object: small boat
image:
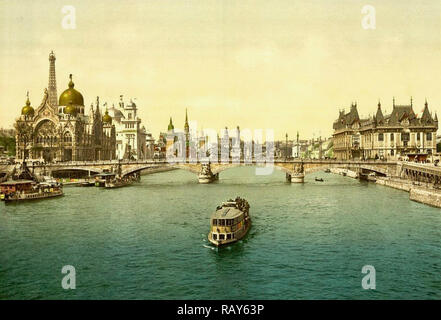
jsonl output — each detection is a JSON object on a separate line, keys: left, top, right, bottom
{"left": 105, "top": 178, "right": 133, "bottom": 188}
{"left": 79, "top": 181, "right": 95, "bottom": 187}
{"left": 1, "top": 180, "right": 63, "bottom": 203}
{"left": 208, "top": 197, "right": 251, "bottom": 247}
{"left": 324, "top": 169, "right": 331, "bottom": 173}
{"left": 315, "top": 177, "right": 324, "bottom": 182}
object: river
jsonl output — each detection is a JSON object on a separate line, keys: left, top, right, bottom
{"left": 0, "top": 167, "right": 440, "bottom": 299}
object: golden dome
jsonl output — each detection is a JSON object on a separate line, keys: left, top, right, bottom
{"left": 21, "top": 92, "right": 34, "bottom": 116}
{"left": 102, "top": 110, "right": 112, "bottom": 124}
{"left": 59, "top": 74, "right": 84, "bottom": 106}
{"left": 64, "top": 101, "right": 77, "bottom": 116}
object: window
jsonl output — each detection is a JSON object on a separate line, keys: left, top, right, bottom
{"left": 219, "top": 234, "right": 225, "bottom": 240}
{"left": 390, "top": 133, "right": 394, "bottom": 141}
{"left": 417, "top": 133, "right": 421, "bottom": 141}
{"left": 212, "top": 219, "right": 217, "bottom": 226}
{"left": 427, "top": 133, "right": 432, "bottom": 141}
{"left": 391, "top": 149, "right": 394, "bottom": 156}
{"left": 378, "top": 133, "right": 384, "bottom": 141}
{"left": 213, "top": 234, "right": 217, "bottom": 240}
{"left": 401, "top": 132, "right": 410, "bottom": 141}
{"left": 227, "top": 234, "right": 232, "bottom": 240}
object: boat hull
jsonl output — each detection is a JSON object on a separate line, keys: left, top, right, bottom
{"left": 2, "top": 191, "right": 64, "bottom": 203}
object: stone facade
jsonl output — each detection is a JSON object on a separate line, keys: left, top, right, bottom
{"left": 15, "top": 52, "right": 116, "bottom": 163}
{"left": 333, "top": 99, "right": 438, "bottom": 160}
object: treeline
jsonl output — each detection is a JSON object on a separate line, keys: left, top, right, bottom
{"left": 0, "top": 129, "right": 16, "bottom": 156}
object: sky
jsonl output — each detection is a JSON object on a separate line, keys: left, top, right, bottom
{"left": 1, "top": 0, "right": 441, "bottom": 140}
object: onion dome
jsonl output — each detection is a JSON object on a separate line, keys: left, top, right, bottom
{"left": 64, "top": 101, "right": 77, "bottom": 116}
{"left": 59, "top": 74, "right": 84, "bottom": 106}
{"left": 21, "top": 92, "right": 34, "bottom": 116}
{"left": 103, "top": 109, "right": 112, "bottom": 124}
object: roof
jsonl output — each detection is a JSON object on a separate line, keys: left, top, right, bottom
{"left": 0, "top": 180, "right": 35, "bottom": 185}
{"left": 211, "top": 206, "right": 243, "bottom": 219}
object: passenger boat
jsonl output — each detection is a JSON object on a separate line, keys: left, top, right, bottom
{"left": 208, "top": 197, "right": 251, "bottom": 247}
{"left": 0, "top": 180, "right": 63, "bottom": 203}
{"left": 315, "top": 177, "right": 324, "bottom": 182}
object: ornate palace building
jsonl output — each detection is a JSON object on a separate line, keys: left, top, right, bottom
{"left": 333, "top": 99, "right": 438, "bottom": 160}
{"left": 15, "top": 51, "right": 116, "bottom": 162}
{"left": 107, "top": 96, "right": 153, "bottom": 160}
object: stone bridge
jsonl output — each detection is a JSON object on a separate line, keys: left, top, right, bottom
{"left": 0, "top": 159, "right": 399, "bottom": 184}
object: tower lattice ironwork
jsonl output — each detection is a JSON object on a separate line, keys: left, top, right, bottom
{"left": 48, "top": 51, "right": 58, "bottom": 107}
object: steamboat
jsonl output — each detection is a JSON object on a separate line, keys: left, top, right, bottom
{"left": 0, "top": 162, "right": 63, "bottom": 203}
{"left": 208, "top": 197, "right": 251, "bottom": 247}
{"left": 0, "top": 180, "right": 63, "bottom": 203}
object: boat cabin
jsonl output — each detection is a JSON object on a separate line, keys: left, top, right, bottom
{"left": 210, "top": 206, "right": 246, "bottom": 242}
{"left": 0, "top": 180, "right": 36, "bottom": 195}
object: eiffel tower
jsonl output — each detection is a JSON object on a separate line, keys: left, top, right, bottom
{"left": 48, "top": 51, "right": 58, "bottom": 107}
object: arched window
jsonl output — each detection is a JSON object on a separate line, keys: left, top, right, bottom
{"left": 64, "top": 132, "right": 72, "bottom": 143}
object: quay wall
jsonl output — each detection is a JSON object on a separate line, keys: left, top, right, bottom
{"left": 375, "top": 177, "right": 441, "bottom": 208}
{"left": 375, "top": 177, "right": 412, "bottom": 192}
{"left": 409, "top": 188, "right": 441, "bottom": 208}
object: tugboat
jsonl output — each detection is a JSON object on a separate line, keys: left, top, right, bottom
{"left": 208, "top": 197, "right": 251, "bottom": 247}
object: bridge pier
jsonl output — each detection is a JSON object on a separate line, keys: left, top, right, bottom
{"left": 198, "top": 163, "right": 217, "bottom": 184}
{"left": 287, "top": 162, "right": 305, "bottom": 183}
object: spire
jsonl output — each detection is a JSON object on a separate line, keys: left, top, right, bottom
{"left": 184, "top": 108, "right": 189, "bottom": 132}
{"left": 48, "top": 50, "right": 58, "bottom": 107}
{"left": 393, "top": 97, "right": 395, "bottom": 107}
{"left": 376, "top": 100, "right": 384, "bottom": 124}
{"left": 410, "top": 96, "right": 413, "bottom": 107}
{"left": 168, "top": 117, "right": 174, "bottom": 131}
{"left": 95, "top": 96, "right": 100, "bottom": 115}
